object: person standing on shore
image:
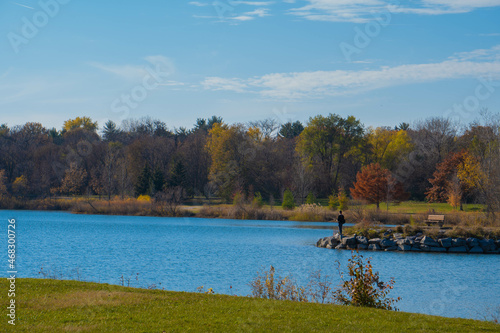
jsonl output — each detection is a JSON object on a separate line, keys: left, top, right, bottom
{"left": 337, "top": 211, "right": 345, "bottom": 238}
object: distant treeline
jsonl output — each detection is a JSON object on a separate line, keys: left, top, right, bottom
{"left": 0, "top": 112, "right": 499, "bottom": 212}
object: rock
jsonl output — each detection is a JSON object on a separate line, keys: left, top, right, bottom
{"left": 383, "top": 229, "right": 393, "bottom": 237}
{"left": 421, "top": 236, "right": 440, "bottom": 247}
{"left": 397, "top": 237, "right": 415, "bottom": 246}
{"left": 415, "top": 236, "right": 423, "bottom": 243}
{"left": 398, "top": 244, "right": 412, "bottom": 251}
{"left": 448, "top": 246, "right": 467, "bottom": 253}
{"left": 452, "top": 238, "right": 467, "bottom": 248}
{"left": 356, "top": 236, "right": 368, "bottom": 245}
{"left": 335, "top": 244, "right": 346, "bottom": 250}
{"left": 326, "top": 244, "right": 333, "bottom": 249}
{"left": 357, "top": 244, "right": 368, "bottom": 250}
{"left": 341, "top": 236, "right": 357, "bottom": 246}
{"left": 469, "top": 246, "right": 484, "bottom": 254}
{"left": 485, "top": 250, "right": 499, "bottom": 254}
{"left": 368, "top": 238, "right": 381, "bottom": 245}
{"left": 380, "top": 238, "right": 397, "bottom": 248}
{"left": 415, "top": 232, "right": 423, "bottom": 237}
{"left": 429, "top": 246, "right": 446, "bottom": 253}
{"left": 479, "top": 239, "right": 496, "bottom": 252}
{"left": 316, "top": 238, "right": 324, "bottom": 247}
{"left": 438, "top": 237, "right": 452, "bottom": 248}
{"left": 368, "top": 244, "right": 381, "bottom": 251}
{"left": 411, "top": 246, "right": 422, "bottom": 251}
{"left": 394, "top": 233, "right": 404, "bottom": 239}
{"left": 466, "top": 238, "right": 479, "bottom": 248}
{"left": 420, "top": 244, "right": 431, "bottom": 252}
{"left": 495, "top": 240, "right": 500, "bottom": 250}
{"left": 384, "top": 246, "right": 398, "bottom": 251}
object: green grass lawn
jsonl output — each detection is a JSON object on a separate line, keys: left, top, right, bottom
{"left": 2, "top": 279, "right": 497, "bottom": 332}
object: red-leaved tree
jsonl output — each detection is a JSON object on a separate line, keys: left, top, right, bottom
{"left": 350, "top": 163, "right": 408, "bottom": 209}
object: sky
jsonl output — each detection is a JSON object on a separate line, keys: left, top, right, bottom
{"left": 1, "top": 0, "right": 500, "bottom": 131}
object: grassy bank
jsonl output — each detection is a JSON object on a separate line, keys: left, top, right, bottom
{"left": 1, "top": 279, "right": 498, "bottom": 332}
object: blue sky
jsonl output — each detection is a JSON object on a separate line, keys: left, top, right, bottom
{"left": 1, "top": 0, "right": 500, "bottom": 131}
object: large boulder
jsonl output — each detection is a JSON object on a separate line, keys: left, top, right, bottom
{"left": 469, "top": 246, "right": 484, "bottom": 254}
{"left": 438, "top": 237, "right": 452, "bottom": 248}
{"left": 368, "top": 243, "right": 381, "bottom": 251}
{"left": 380, "top": 238, "right": 396, "bottom": 248}
{"left": 452, "top": 238, "right": 467, "bottom": 248}
{"left": 448, "top": 246, "right": 467, "bottom": 253}
{"left": 384, "top": 246, "right": 398, "bottom": 251}
{"left": 429, "top": 246, "right": 446, "bottom": 253}
{"left": 356, "top": 236, "right": 368, "bottom": 245}
{"left": 421, "top": 236, "right": 440, "bottom": 247}
{"left": 368, "top": 238, "right": 381, "bottom": 245}
{"left": 341, "top": 236, "right": 357, "bottom": 246}
{"left": 479, "top": 239, "right": 496, "bottom": 252}
{"left": 411, "top": 246, "right": 422, "bottom": 251}
{"left": 398, "top": 244, "right": 412, "bottom": 251}
{"left": 357, "top": 244, "right": 368, "bottom": 250}
{"left": 335, "top": 243, "right": 346, "bottom": 250}
{"left": 466, "top": 238, "right": 479, "bottom": 248}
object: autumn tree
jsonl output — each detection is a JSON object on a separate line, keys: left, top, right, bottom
{"left": 0, "top": 169, "right": 7, "bottom": 198}
{"left": 351, "top": 163, "right": 408, "bottom": 209}
{"left": 425, "top": 151, "right": 474, "bottom": 208}
{"left": 366, "top": 127, "right": 413, "bottom": 171}
{"left": 63, "top": 117, "right": 98, "bottom": 132}
{"left": 60, "top": 164, "right": 88, "bottom": 195}
{"left": 134, "top": 164, "right": 152, "bottom": 197}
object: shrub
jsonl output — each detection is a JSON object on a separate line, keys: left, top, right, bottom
{"left": 290, "top": 204, "right": 324, "bottom": 222}
{"left": 282, "top": 189, "right": 295, "bottom": 210}
{"left": 328, "top": 192, "right": 339, "bottom": 210}
{"left": 333, "top": 252, "right": 400, "bottom": 310}
{"left": 252, "top": 192, "right": 264, "bottom": 208}
{"left": 338, "top": 187, "right": 349, "bottom": 211}
{"left": 305, "top": 192, "right": 316, "bottom": 204}
{"left": 137, "top": 195, "right": 151, "bottom": 202}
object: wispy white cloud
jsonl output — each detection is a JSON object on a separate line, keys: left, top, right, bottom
{"left": 188, "top": 1, "right": 209, "bottom": 7}
{"left": 289, "top": 0, "right": 500, "bottom": 22}
{"left": 202, "top": 45, "right": 500, "bottom": 99}
{"left": 89, "top": 55, "right": 175, "bottom": 81}
{"left": 232, "top": 8, "right": 271, "bottom": 20}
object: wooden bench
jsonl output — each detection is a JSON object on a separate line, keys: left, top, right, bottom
{"left": 424, "top": 215, "right": 445, "bottom": 227}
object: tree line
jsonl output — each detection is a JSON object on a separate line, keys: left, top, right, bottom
{"left": 0, "top": 112, "right": 498, "bottom": 213}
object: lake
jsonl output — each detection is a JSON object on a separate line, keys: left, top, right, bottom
{"left": 1, "top": 210, "right": 498, "bottom": 320}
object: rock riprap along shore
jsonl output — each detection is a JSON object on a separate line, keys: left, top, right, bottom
{"left": 317, "top": 232, "right": 500, "bottom": 254}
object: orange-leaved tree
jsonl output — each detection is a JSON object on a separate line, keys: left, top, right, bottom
{"left": 350, "top": 163, "right": 408, "bottom": 209}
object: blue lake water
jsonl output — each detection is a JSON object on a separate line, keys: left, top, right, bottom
{"left": 1, "top": 210, "right": 498, "bottom": 320}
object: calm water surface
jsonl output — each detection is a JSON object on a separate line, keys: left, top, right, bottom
{"left": 1, "top": 210, "right": 498, "bottom": 320}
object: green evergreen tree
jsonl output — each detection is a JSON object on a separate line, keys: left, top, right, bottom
{"left": 134, "top": 164, "right": 152, "bottom": 196}
{"left": 152, "top": 168, "right": 165, "bottom": 194}
{"left": 305, "top": 192, "right": 316, "bottom": 204}
{"left": 169, "top": 160, "right": 187, "bottom": 188}
{"left": 282, "top": 189, "right": 295, "bottom": 210}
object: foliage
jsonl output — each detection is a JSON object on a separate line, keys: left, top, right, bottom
{"left": 426, "top": 151, "right": 469, "bottom": 203}
{"left": 135, "top": 164, "right": 152, "bottom": 197}
{"left": 278, "top": 121, "right": 304, "bottom": 139}
{"left": 328, "top": 191, "right": 339, "bottom": 210}
{"left": 252, "top": 192, "right": 264, "bottom": 208}
{"left": 290, "top": 203, "right": 324, "bottom": 222}
{"left": 152, "top": 167, "right": 165, "bottom": 193}
{"left": 60, "top": 165, "right": 88, "bottom": 195}
{"left": 0, "top": 169, "right": 7, "bottom": 197}
{"left": 282, "top": 189, "right": 295, "bottom": 210}
{"left": 351, "top": 163, "right": 408, "bottom": 209}
{"left": 12, "top": 175, "right": 28, "bottom": 197}
{"left": 366, "top": 127, "right": 413, "bottom": 170}
{"left": 305, "top": 192, "right": 316, "bottom": 204}
{"left": 63, "top": 116, "right": 98, "bottom": 132}
{"left": 338, "top": 187, "right": 349, "bottom": 211}
{"left": 137, "top": 195, "right": 151, "bottom": 202}
{"left": 334, "top": 252, "right": 400, "bottom": 310}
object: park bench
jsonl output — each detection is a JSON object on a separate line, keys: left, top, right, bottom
{"left": 424, "top": 215, "right": 445, "bottom": 227}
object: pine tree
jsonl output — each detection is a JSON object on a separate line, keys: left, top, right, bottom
{"left": 152, "top": 168, "right": 165, "bottom": 194}
{"left": 169, "top": 160, "right": 187, "bottom": 188}
{"left": 134, "top": 164, "right": 152, "bottom": 197}
{"left": 282, "top": 189, "right": 295, "bottom": 210}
